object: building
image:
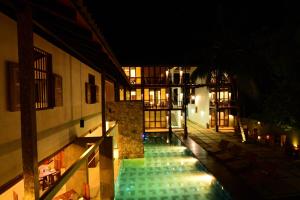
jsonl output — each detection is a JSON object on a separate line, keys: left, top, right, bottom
{"left": 188, "top": 70, "right": 238, "bottom": 132}
{"left": 120, "top": 66, "right": 238, "bottom": 134}
{"left": 0, "top": 1, "right": 239, "bottom": 199}
{"left": 0, "top": 1, "right": 133, "bottom": 199}
{"left": 120, "top": 66, "right": 190, "bottom": 135}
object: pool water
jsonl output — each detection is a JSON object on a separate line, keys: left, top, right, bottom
{"left": 115, "top": 144, "right": 231, "bottom": 200}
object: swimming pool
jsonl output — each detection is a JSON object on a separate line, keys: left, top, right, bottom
{"left": 115, "top": 144, "right": 231, "bottom": 200}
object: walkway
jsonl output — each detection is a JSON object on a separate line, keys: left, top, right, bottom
{"left": 174, "top": 120, "right": 300, "bottom": 200}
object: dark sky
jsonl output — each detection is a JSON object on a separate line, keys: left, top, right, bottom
{"left": 85, "top": 1, "right": 293, "bottom": 65}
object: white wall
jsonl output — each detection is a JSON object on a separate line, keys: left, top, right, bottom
{"left": 188, "top": 78, "right": 210, "bottom": 128}
{"left": 0, "top": 12, "right": 102, "bottom": 188}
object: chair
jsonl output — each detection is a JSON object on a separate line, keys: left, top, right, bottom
{"left": 39, "top": 177, "right": 49, "bottom": 191}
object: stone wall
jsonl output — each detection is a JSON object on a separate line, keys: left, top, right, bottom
{"left": 106, "top": 101, "right": 144, "bottom": 158}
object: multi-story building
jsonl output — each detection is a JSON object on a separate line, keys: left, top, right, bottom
{"left": 120, "top": 66, "right": 191, "bottom": 135}
{"left": 0, "top": 1, "right": 239, "bottom": 199}
{"left": 121, "top": 66, "right": 238, "bottom": 134}
{"left": 0, "top": 1, "right": 132, "bottom": 199}
{"left": 188, "top": 70, "right": 238, "bottom": 131}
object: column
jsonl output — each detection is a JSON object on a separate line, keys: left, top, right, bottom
{"left": 168, "top": 67, "right": 172, "bottom": 141}
{"left": 99, "top": 137, "right": 114, "bottom": 199}
{"left": 101, "top": 71, "right": 106, "bottom": 136}
{"left": 114, "top": 81, "right": 119, "bottom": 102}
{"left": 15, "top": 0, "right": 39, "bottom": 199}
{"left": 141, "top": 66, "right": 145, "bottom": 133}
{"left": 184, "top": 66, "right": 188, "bottom": 139}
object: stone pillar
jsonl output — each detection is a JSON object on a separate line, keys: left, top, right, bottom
{"left": 15, "top": 1, "right": 39, "bottom": 199}
{"left": 99, "top": 137, "right": 114, "bottom": 200}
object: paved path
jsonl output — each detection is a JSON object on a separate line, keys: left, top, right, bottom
{"left": 174, "top": 120, "right": 300, "bottom": 200}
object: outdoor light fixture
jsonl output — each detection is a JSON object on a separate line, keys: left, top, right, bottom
{"left": 257, "top": 135, "right": 261, "bottom": 140}
{"left": 200, "top": 111, "right": 204, "bottom": 117}
{"left": 180, "top": 70, "right": 183, "bottom": 77}
{"left": 257, "top": 121, "right": 261, "bottom": 125}
{"left": 106, "top": 121, "right": 109, "bottom": 131}
{"left": 80, "top": 119, "right": 84, "bottom": 128}
{"left": 292, "top": 139, "right": 298, "bottom": 149}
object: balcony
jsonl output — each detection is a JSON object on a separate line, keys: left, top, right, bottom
{"left": 144, "top": 100, "right": 168, "bottom": 109}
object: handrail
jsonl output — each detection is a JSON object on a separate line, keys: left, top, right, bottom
{"left": 106, "top": 121, "right": 118, "bottom": 136}
{"left": 40, "top": 137, "right": 104, "bottom": 200}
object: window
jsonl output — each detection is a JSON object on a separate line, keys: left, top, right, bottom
{"left": 144, "top": 110, "right": 167, "bottom": 129}
{"left": 34, "top": 47, "right": 54, "bottom": 110}
{"left": 7, "top": 47, "right": 55, "bottom": 111}
{"left": 85, "top": 74, "right": 99, "bottom": 104}
{"left": 122, "top": 66, "right": 141, "bottom": 85}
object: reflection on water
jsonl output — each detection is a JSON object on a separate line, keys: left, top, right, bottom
{"left": 115, "top": 144, "right": 231, "bottom": 200}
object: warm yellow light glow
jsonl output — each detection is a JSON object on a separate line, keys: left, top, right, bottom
{"left": 195, "top": 95, "right": 201, "bottom": 104}
{"left": 200, "top": 111, "right": 204, "bottom": 117}
{"left": 258, "top": 135, "right": 261, "bottom": 140}
{"left": 209, "top": 115, "right": 211, "bottom": 119}
{"left": 257, "top": 121, "right": 261, "bottom": 125}
{"left": 113, "top": 149, "right": 119, "bottom": 159}
{"left": 166, "top": 70, "right": 169, "bottom": 78}
{"left": 266, "top": 135, "right": 270, "bottom": 140}
{"left": 196, "top": 174, "right": 215, "bottom": 185}
{"left": 191, "top": 95, "right": 195, "bottom": 100}
{"left": 180, "top": 70, "right": 183, "bottom": 77}
{"left": 293, "top": 140, "right": 298, "bottom": 148}
{"left": 106, "top": 121, "right": 109, "bottom": 131}
{"left": 130, "top": 68, "right": 136, "bottom": 77}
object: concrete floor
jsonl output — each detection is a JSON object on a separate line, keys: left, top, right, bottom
{"left": 173, "top": 120, "right": 300, "bottom": 200}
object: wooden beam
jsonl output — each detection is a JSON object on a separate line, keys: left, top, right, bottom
{"left": 35, "top": 12, "right": 92, "bottom": 41}
{"left": 15, "top": 0, "right": 39, "bottom": 199}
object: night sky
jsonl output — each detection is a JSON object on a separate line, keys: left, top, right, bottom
{"left": 85, "top": 1, "right": 294, "bottom": 65}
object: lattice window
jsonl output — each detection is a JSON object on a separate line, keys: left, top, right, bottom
{"left": 33, "top": 47, "right": 53, "bottom": 110}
